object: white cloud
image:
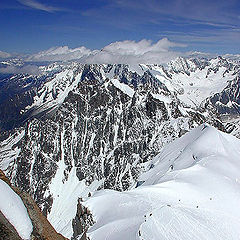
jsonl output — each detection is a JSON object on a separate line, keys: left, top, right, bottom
{"left": 0, "top": 51, "right": 11, "bottom": 59}
{"left": 85, "top": 38, "right": 185, "bottom": 64}
{"left": 185, "top": 51, "right": 217, "bottom": 59}
{"left": 102, "top": 38, "right": 183, "bottom": 55}
{"left": 28, "top": 46, "right": 92, "bottom": 61}
{"left": 27, "top": 38, "right": 186, "bottom": 65}
{"left": 17, "top": 0, "right": 60, "bottom": 12}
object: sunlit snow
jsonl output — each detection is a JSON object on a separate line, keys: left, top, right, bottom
{"left": 85, "top": 124, "right": 240, "bottom": 240}
{"left": 0, "top": 180, "right": 33, "bottom": 239}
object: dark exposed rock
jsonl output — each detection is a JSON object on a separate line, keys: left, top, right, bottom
{"left": 0, "top": 211, "right": 22, "bottom": 240}
{"left": 207, "top": 76, "right": 240, "bottom": 115}
{"left": 72, "top": 199, "right": 94, "bottom": 240}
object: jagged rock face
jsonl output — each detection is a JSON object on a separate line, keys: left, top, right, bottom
{"left": 0, "top": 57, "right": 239, "bottom": 132}
{"left": 221, "top": 116, "right": 240, "bottom": 139}
{"left": 72, "top": 199, "right": 93, "bottom": 240}
{"left": 11, "top": 119, "right": 60, "bottom": 214}
{"left": 2, "top": 64, "right": 219, "bottom": 211}
{"left": 207, "top": 76, "right": 240, "bottom": 115}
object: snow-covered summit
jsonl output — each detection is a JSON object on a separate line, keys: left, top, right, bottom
{"left": 85, "top": 124, "right": 240, "bottom": 240}
{"left": 139, "top": 123, "right": 240, "bottom": 185}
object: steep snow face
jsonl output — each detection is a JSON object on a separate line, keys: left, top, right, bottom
{"left": 0, "top": 129, "right": 25, "bottom": 172}
{"left": 25, "top": 67, "right": 83, "bottom": 115}
{"left": 0, "top": 180, "right": 33, "bottom": 239}
{"left": 85, "top": 125, "right": 240, "bottom": 240}
{"left": 45, "top": 152, "right": 103, "bottom": 238}
{"left": 110, "top": 78, "right": 135, "bottom": 97}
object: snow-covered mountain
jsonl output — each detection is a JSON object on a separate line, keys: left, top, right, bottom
{"left": 1, "top": 56, "right": 239, "bottom": 132}
{"left": 0, "top": 55, "right": 240, "bottom": 239}
{"left": 84, "top": 124, "right": 240, "bottom": 240}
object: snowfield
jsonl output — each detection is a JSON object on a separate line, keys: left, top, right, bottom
{"left": 85, "top": 124, "right": 240, "bottom": 240}
{"left": 0, "top": 180, "right": 33, "bottom": 239}
{"left": 146, "top": 58, "right": 237, "bottom": 108}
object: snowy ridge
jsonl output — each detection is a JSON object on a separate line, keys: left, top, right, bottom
{"left": 85, "top": 125, "right": 240, "bottom": 240}
{"left": 25, "top": 67, "right": 83, "bottom": 115}
{"left": 0, "top": 180, "right": 33, "bottom": 239}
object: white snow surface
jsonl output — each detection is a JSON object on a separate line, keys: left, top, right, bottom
{"left": 46, "top": 154, "right": 103, "bottom": 238}
{"left": 85, "top": 124, "right": 240, "bottom": 240}
{"left": 0, "top": 180, "right": 33, "bottom": 239}
{"left": 25, "top": 68, "right": 83, "bottom": 114}
{"left": 145, "top": 59, "right": 236, "bottom": 107}
{"left": 111, "top": 78, "right": 134, "bottom": 97}
{"left": 0, "top": 129, "right": 25, "bottom": 171}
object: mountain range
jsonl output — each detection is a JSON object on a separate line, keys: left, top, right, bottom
{"left": 0, "top": 54, "right": 240, "bottom": 239}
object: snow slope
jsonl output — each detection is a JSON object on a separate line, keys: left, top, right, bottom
{"left": 111, "top": 78, "right": 135, "bottom": 97}
{"left": 45, "top": 153, "right": 103, "bottom": 238}
{"left": 85, "top": 124, "right": 240, "bottom": 240}
{"left": 0, "top": 129, "right": 25, "bottom": 172}
{"left": 145, "top": 58, "right": 237, "bottom": 107}
{"left": 0, "top": 179, "right": 33, "bottom": 239}
{"left": 25, "top": 68, "right": 83, "bottom": 115}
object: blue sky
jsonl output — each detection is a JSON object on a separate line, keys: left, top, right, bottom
{"left": 0, "top": 0, "right": 239, "bottom": 54}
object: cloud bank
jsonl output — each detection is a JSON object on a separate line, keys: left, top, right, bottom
{"left": 28, "top": 38, "right": 186, "bottom": 64}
